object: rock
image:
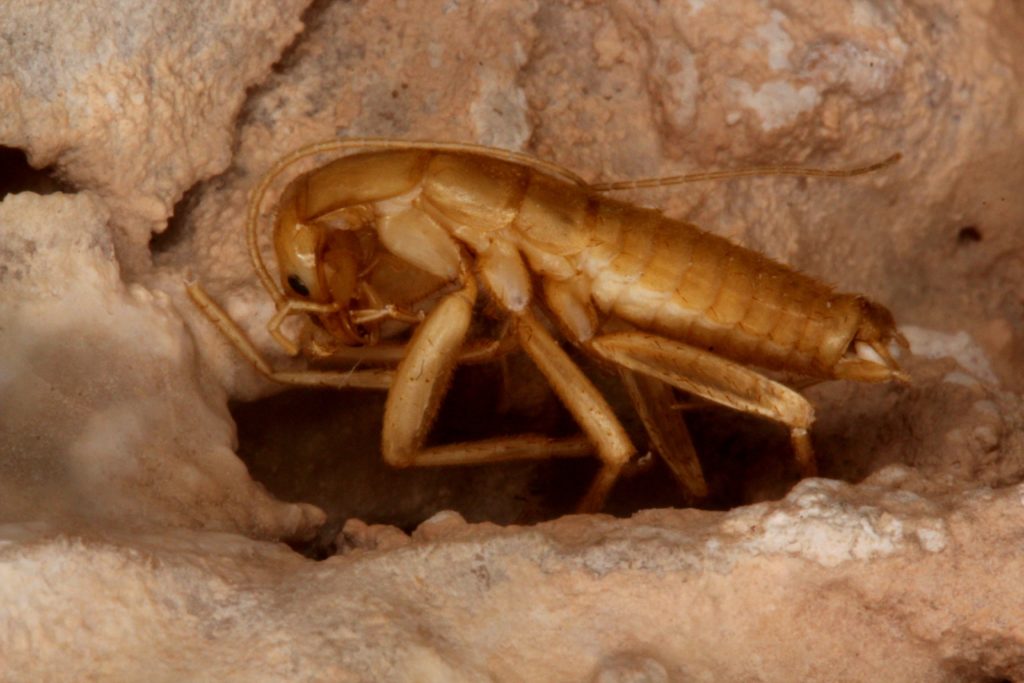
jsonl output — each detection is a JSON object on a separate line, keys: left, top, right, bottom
{"left": 0, "top": 0, "right": 311, "bottom": 274}
{"left": 2, "top": 480, "right": 1022, "bottom": 680}
{"left": 0, "top": 192, "right": 323, "bottom": 540}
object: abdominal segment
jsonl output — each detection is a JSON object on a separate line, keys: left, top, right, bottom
{"left": 575, "top": 201, "right": 861, "bottom": 377}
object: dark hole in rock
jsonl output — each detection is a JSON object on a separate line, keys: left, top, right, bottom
{"left": 957, "top": 225, "right": 983, "bottom": 244}
{"left": 0, "top": 146, "right": 72, "bottom": 198}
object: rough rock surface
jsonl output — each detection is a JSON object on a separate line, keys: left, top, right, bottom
{"left": 3, "top": 474, "right": 1023, "bottom": 681}
{"left": 1, "top": 0, "right": 1023, "bottom": 681}
{"left": 0, "top": 192, "right": 323, "bottom": 539}
{"left": 0, "top": 0, "right": 310, "bottom": 274}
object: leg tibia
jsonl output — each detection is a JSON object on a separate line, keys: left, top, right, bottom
{"left": 517, "top": 310, "right": 636, "bottom": 512}
{"left": 619, "top": 368, "right": 708, "bottom": 500}
{"left": 408, "top": 435, "right": 592, "bottom": 467}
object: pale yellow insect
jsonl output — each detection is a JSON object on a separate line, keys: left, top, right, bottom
{"left": 187, "top": 138, "right": 908, "bottom": 512}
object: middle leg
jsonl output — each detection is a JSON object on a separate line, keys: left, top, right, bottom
{"left": 516, "top": 310, "right": 636, "bottom": 512}
{"left": 380, "top": 273, "right": 597, "bottom": 472}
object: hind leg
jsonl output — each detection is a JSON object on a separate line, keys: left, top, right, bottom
{"left": 590, "top": 331, "right": 817, "bottom": 476}
{"left": 516, "top": 310, "right": 636, "bottom": 512}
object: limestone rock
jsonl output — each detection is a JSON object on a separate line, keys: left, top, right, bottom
{"left": 2, "top": 477, "right": 1022, "bottom": 681}
{"left": 0, "top": 192, "right": 323, "bottom": 539}
{"left": 0, "top": 0, "right": 311, "bottom": 273}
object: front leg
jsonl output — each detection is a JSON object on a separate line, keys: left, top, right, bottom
{"left": 187, "top": 282, "right": 392, "bottom": 390}
{"left": 381, "top": 271, "right": 478, "bottom": 464}
{"left": 380, "top": 272, "right": 593, "bottom": 468}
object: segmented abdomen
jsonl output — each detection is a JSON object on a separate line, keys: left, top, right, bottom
{"left": 380, "top": 149, "right": 861, "bottom": 377}
{"left": 575, "top": 198, "right": 861, "bottom": 376}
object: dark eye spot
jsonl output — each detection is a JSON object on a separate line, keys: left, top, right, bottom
{"left": 287, "top": 274, "right": 310, "bottom": 297}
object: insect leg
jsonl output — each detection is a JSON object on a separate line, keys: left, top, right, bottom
{"left": 618, "top": 368, "right": 709, "bottom": 501}
{"left": 516, "top": 309, "right": 636, "bottom": 512}
{"left": 306, "top": 333, "right": 518, "bottom": 367}
{"left": 540, "top": 278, "right": 701, "bottom": 506}
{"left": 266, "top": 298, "right": 343, "bottom": 356}
{"left": 589, "top": 332, "right": 817, "bottom": 476}
{"left": 405, "top": 435, "right": 593, "bottom": 466}
{"left": 186, "top": 282, "right": 393, "bottom": 390}
{"left": 381, "top": 274, "right": 593, "bottom": 469}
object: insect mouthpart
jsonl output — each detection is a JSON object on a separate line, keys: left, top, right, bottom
{"left": 854, "top": 341, "right": 886, "bottom": 365}
{"left": 316, "top": 303, "right": 373, "bottom": 347}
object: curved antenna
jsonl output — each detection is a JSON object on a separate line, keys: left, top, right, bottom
{"left": 246, "top": 138, "right": 591, "bottom": 304}
{"left": 589, "top": 153, "right": 902, "bottom": 192}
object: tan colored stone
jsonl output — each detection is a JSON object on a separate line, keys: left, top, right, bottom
{"left": 0, "top": 0, "right": 310, "bottom": 274}
{"left": 2, "top": 478, "right": 1022, "bottom": 680}
{"left": 0, "top": 192, "right": 323, "bottom": 539}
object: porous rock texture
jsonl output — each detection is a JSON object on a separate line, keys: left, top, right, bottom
{"left": 3, "top": 475, "right": 1024, "bottom": 681}
{"left": 1, "top": 0, "right": 1024, "bottom": 681}
{"left": 0, "top": 0, "right": 310, "bottom": 275}
{"left": 0, "top": 192, "right": 323, "bottom": 539}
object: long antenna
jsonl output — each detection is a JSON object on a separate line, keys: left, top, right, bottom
{"left": 589, "top": 153, "right": 901, "bottom": 192}
{"left": 246, "top": 138, "right": 592, "bottom": 304}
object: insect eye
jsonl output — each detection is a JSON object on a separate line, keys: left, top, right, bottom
{"left": 287, "top": 274, "right": 310, "bottom": 297}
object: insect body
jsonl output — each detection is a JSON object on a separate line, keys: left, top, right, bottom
{"left": 188, "top": 139, "right": 908, "bottom": 512}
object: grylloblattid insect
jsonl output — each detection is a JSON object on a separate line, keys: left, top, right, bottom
{"left": 187, "top": 139, "right": 909, "bottom": 512}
